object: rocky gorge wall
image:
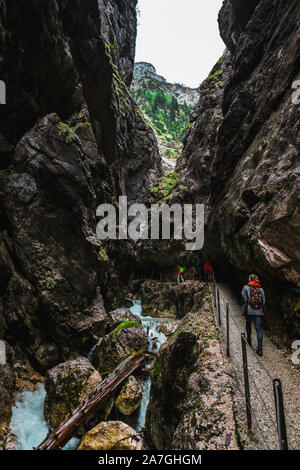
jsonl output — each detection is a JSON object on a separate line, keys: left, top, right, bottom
{"left": 174, "top": 0, "right": 300, "bottom": 341}
{"left": 0, "top": 0, "right": 161, "bottom": 379}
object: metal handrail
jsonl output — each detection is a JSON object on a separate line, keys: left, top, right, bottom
{"left": 209, "top": 273, "right": 289, "bottom": 450}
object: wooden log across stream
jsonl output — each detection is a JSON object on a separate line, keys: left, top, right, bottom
{"left": 35, "top": 354, "right": 146, "bottom": 450}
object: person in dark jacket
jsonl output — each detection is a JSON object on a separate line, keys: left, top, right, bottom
{"left": 241, "top": 274, "right": 265, "bottom": 356}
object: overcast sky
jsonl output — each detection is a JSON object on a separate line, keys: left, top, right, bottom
{"left": 135, "top": 0, "right": 225, "bottom": 88}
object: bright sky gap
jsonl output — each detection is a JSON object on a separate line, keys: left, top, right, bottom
{"left": 135, "top": 0, "right": 225, "bottom": 88}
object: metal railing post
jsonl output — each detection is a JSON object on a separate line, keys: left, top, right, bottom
{"left": 226, "top": 303, "right": 230, "bottom": 357}
{"left": 213, "top": 272, "right": 217, "bottom": 307}
{"left": 241, "top": 333, "right": 252, "bottom": 429}
{"left": 273, "top": 379, "right": 288, "bottom": 450}
{"left": 217, "top": 289, "right": 221, "bottom": 326}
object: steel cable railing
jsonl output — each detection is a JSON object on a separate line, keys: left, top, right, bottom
{"left": 208, "top": 274, "right": 289, "bottom": 450}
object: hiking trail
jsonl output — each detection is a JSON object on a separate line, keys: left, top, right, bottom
{"left": 215, "top": 283, "right": 300, "bottom": 450}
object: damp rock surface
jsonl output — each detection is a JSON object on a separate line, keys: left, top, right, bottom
{"left": 115, "top": 375, "right": 142, "bottom": 416}
{"left": 78, "top": 420, "right": 145, "bottom": 450}
{"left": 44, "top": 357, "right": 102, "bottom": 428}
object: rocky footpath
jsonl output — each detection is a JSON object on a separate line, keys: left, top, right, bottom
{"left": 145, "top": 284, "right": 239, "bottom": 450}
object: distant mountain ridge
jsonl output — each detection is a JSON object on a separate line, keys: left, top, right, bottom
{"left": 131, "top": 62, "right": 200, "bottom": 161}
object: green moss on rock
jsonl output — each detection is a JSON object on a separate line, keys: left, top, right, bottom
{"left": 113, "top": 321, "right": 140, "bottom": 337}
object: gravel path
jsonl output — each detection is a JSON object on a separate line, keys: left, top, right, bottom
{"left": 213, "top": 283, "right": 300, "bottom": 450}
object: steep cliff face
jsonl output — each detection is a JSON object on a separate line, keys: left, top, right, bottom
{"left": 175, "top": 50, "right": 232, "bottom": 203}
{"left": 0, "top": 0, "right": 161, "bottom": 372}
{"left": 178, "top": 0, "right": 300, "bottom": 340}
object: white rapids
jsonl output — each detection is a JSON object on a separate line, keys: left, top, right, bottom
{"left": 10, "top": 385, "right": 79, "bottom": 450}
{"left": 8, "top": 299, "right": 172, "bottom": 448}
{"left": 129, "top": 300, "right": 172, "bottom": 432}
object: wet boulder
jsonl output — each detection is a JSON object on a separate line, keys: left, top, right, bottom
{"left": 91, "top": 324, "right": 149, "bottom": 375}
{"left": 107, "top": 307, "right": 141, "bottom": 332}
{"left": 44, "top": 357, "right": 103, "bottom": 428}
{"left": 115, "top": 375, "right": 142, "bottom": 416}
{"left": 78, "top": 421, "right": 144, "bottom": 450}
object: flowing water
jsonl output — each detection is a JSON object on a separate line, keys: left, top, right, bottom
{"left": 8, "top": 299, "right": 170, "bottom": 448}
{"left": 129, "top": 300, "right": 171, "bottom": 432}
{"left": 9, "top": 385, "right": 79, "bottom": 450}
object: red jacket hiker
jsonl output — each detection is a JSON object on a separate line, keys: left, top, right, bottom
{"left": 204, "top": 260, "right": 213, "bottom": 272}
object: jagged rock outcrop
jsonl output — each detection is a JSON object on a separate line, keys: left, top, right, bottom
{"left": 145, "top": 293, "right": 238, "bottom": 450}
{"left": 78, "top": 420, "right": 145, "bottom": 450}
{"left": 177, "top": 0, "right": 300, "bottom": 340}
{"left": 218, "top": 0, "right": 260, "bottom": 53}
{"left": 0, "top": 0, "right": 161, "bottom": 370}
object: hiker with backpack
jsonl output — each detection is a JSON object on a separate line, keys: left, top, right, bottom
{"left": 177, "top": 266, "right": 184, "bottom": 284}
{"left": 241, "top": 274, "right": 265, "bottom": 357}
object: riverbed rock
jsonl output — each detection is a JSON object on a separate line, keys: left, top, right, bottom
{"left": 13, "top": 360, "right": 44, "bottom": 393}
{"left": 44, "top": 357, "right": 103, "bottom": 428}
{"left": 91, "top": 325, "right": 149, "bottom": 375}
{"left": 107, "top": 307, "right": 142, "bottom": 332}
{"left": 0, "top": 364, "right": 15, "bottom": 441}
{"left": 115, "top": 375, "right": 142, "bottom": 416}
{"left": 77, "top": 420, "right": 144, "bottom": 450}
{"left": 140, "top": 281, "right": 208, "bottom": 319}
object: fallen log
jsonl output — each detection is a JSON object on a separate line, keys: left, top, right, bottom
{"left": 35, "top": 354, "right": 146, "bottom": 450}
